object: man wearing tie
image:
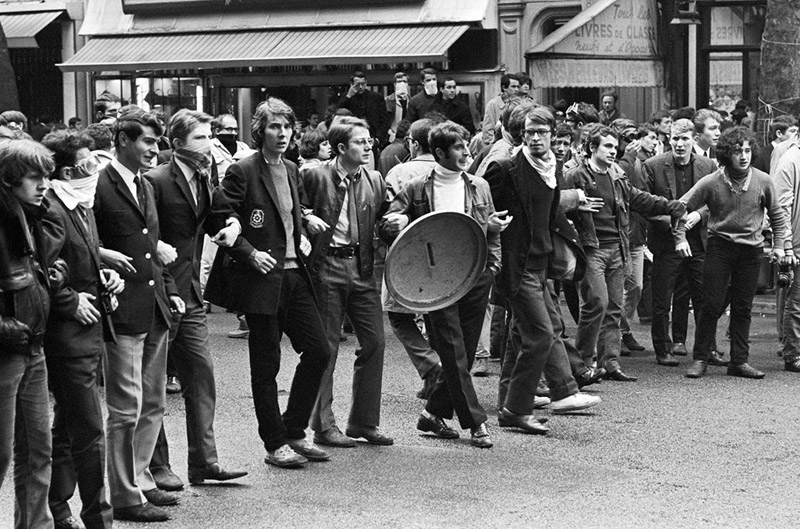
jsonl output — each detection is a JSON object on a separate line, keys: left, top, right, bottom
{"left": 94, "top": 106, "right": 184, "bottom": 522}
{"left": 146, "top": 109, "right": 247, "bottom": 492}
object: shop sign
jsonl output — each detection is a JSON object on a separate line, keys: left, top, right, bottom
{"left": 530, "top": 58, "right": 662, "bottom": 87}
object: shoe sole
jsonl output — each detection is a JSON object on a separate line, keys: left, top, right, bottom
{"left": 550, "top": 399, "right": 601, "bottom": 414}
{"left": 287, "top": 447, "right": 332, "bottom": 462}
{"left": 264, "top": 457, "right": 307, "bottom": 468}
{"left": 345, "top": 434, "right": 394, "bottom": 446}
{"left": 312, "top": 438, "right": 356, "bottom": 448}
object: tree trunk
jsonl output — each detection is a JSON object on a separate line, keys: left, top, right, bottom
{"left": 0, "top": 21, "right": 19, "bottom": 111}
{"left": 761, "top": 0, "right": 800, "bottom": 118}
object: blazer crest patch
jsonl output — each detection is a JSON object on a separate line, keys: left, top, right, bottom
{"left": 250, "top": 209, "right": 265, "bottom": 228}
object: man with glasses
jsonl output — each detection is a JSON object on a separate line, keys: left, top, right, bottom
{"left": 301, "top": 117, "right": 393, "bottom": 448}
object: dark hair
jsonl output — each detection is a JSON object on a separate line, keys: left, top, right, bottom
{"left": 429, "top": 122, "right": 469, "bottom": 162}
{"left": 501, "top": 97, "right": 523, "bottom": 131}
{"left": 443, "top": 77, "right": 457, "bottom": 86}
{"left": 68, "top": 117, "right": 81, "bottom": 128}
{"left": 585, "top": 124, "right": 618, "bottom": 154}
{"left": 0, "top": 138, "right": 55, "bottom": 188}
{"left": 500, "top": 73, "right": 519, "bottom": 90}
{"left": 94, "top": 93, "right": 121, "bottom": 118}
{"left": 393, "top": 71, "right": 408, "bottom": 82}
{"left": 672, "top": 106, "right": 696, "bottom": 121}
{"left": 41, "top": 130, "right": 95, "bottom": 178}
{"left": 298, "top": 129, "right": 329, "bottom": 159}
{"left": 566, "top": 102, "right": 600, "bottom": 126}
{"left": 770, "top": 115, "right": 799, "bottom": 140}
{"left": 650, "top": 109, "right": 672, "bottom": 125}
{"left": 409, "top": 118, "right": 437, "bottom": 153}
{"left": 554, "top": 122, "right": 575, "bottom": 139}
{"left": 716, "top": 126, "right": 758, "bottom": 168}
{"left": 350, "top": 70, "right": 367, "bottom": 83}
{"left": 524, "top": 105, "right": 556, "bottom": 133}
{"left": 509, "top": 101, "right": 541, "bottom": 145}
{"left": 600, "top": 90, "right": 618, "bottom": 102}
{"left": 168, "top": 108, "right": 212, "bottom": 145}
{"left": 636, "top": 122, "right": 658, "bottom": 139}
{"left": 420, "top": 68, "right": 437, "bottom": 83}
{"left": 113, "top": 106, "right": 163, "bottom": 149}
{"left": 328, "top": 117, "right": 369, "bottom": 157}
{"left": 84, "top": 123, "right": 113, "bottom": 152}
{"left": 514, "top": 71, "right": 531, "bottom": 87}
{"left": 395, "top": 119, "right": 412, "bottom": 143}
{"left": 251, "top": 97, "right": 296, "bottom": 150}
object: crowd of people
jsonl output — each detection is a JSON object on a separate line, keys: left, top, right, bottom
{"left": 1, "top": 68, "right": 799, "bottom": 528}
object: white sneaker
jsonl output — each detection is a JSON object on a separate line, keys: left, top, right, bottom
{"left": 533, "top": 395, "right": 551, "bottom": 408}
{"left": 549, "top": 392, "right": 601, "bottom": 413}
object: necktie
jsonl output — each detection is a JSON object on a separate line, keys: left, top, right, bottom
{"left": 134, "top": 175, "right": 146, "bottom": 213}
{"left": 347, "top": 174, "right": 359, "bottom": 244}
{"left": 196, "top": 170, "right": 210, "bottom": 213}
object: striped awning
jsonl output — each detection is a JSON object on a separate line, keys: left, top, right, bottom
{"left": 58, "top": 24, "right": 469, "bottom": 72}
{"left": 0, "top": 11, "right": 62, "bottom": 48}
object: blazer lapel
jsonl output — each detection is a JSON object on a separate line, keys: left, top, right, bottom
{"left": 106, "top": 164, "right": 146, "bottom": 220}
{"left": 663, "top": 157, "right": 677, "bottom": 199}
{"left": 171, "top": 160, "right": 198, "bottom": 216}
{"left": 257, "top": 156, "right": 281, "bottom": 214}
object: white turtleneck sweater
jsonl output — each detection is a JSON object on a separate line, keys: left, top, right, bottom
{"left": 432, "top": 164, "right": 466, "bottom": 213}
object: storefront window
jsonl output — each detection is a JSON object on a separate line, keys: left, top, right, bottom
{"left": 94, "top": 75, "right": 205, "bottom": 117}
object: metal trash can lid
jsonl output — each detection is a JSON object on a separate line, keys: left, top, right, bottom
{"left": 385, "top": 211, "right": 487, "bottom": 312}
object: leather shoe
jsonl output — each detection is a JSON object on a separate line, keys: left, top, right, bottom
{"left": 622, "top": 333, "right": 645, "bottom": 351}
{"left": 417, "top": 413, "right": 459, "bottom": 439}
{"left": 265, "top": 444, "right": 307, "bottom": 468}
{"left": 656, "top": 353, "right": 679, "bottom": 366}
{"left": 143, "top": 488, "right": 179, "bottom": 506}
{"left": 54, "top": 515, "right": 83, "bottom": 529}
{"left": 727, "top": 363, "right": 765, "bottom": 379}
{"left": 166, "top": 376, "right": 181, "bottom": 394}
{"left": 685, "top": 360, "right": 707, "bottom": 378}
{"left": 785, "top": 358, "right": 800, "bottom": 372}
{"left": 113, "top": 503, "right": 170, "bottom": 522}
{"left": 470, "top": 423, "right": 494, "bottom": 448}
{"left": 708, "top": 350, "right": 729, "bottom": 366}
{"left": 188, "top": 463, "right": 248, "bottom": 484}
{"left": 549, "top": 392, "right": 601, "bottom": 414}
{"left": 314, "top": 426, "right": 356, "bottom": 448}
{"left": 345, "top": 426, "right": 394, "bottom": 446}
{"left": 497, "top": 408, "right": 550, "bottom": 435}
{"left": 603, "top": 369, "right": 638, "bottom": 382}
{"left": 150, "top": 466, "right": 184, "bottom": 491}
{"left": 576, "top": 367, "right": 606, "bottom": 389}
{"left": 287, "top": 439, "right": 331, "bottom": 462}
{"left": 671, "top": 342, "right": 689, "bottom": 356}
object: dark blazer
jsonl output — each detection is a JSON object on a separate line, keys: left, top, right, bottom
{"left": 146, "top": 159, "right": 216, "bottom": 305}
{"left": 204, "top": 152, "right": 311, "bottom": 315}
{"left": 42, "top": 190, "right": 109, "bottom": 356}
{"left": 643, "top": 152, "right": 716, "bottom": 256}
{"left": 94, "top": 162, "right": 177, "bottom": 335}
{"left": 300, "top": 162, "right": 387, "bottom": 282}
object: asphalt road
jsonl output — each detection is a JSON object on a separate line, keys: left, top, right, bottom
{"left": 2, "top": 300, "right": 798, "bottom": 528}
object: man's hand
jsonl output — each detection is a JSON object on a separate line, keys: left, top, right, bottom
{"left": 300, "top": 234, "right": 312, "bottom": 257}
{"left": 685, "top": 211, "right": 702, "bottom": 230}
{"left": 211, "top": 218, "right": 241, "bottom": 248}
{"left": 100, "top": 248, "right": 137, "bottom": 275}
{"left": 625, "top": 139, "right": 641, "bottom": 153}
{"left": 305, "top": 214, "right": 330, "bottom": 235}
{"left": 578, "top": 196, "right": 604, "bottom": 213}
{"left": 169, "top": 295, "right": 186, "bottom": 317}
{"left": 488, "top": 210, "right": 513, "bottom": 233}
{"left": 771, "top": 247, "right": 789, "bottom": 265}
{"left": 781, "top": 250, "right": 797, "bottom": 268}
{"left": 667, "top": 200, "right": 687, "bottom": 218}
{"left": 382, "top": 213, "right": 409, "bottom": 234}
{"left": 101, "top": 269, "right": 125, "bottom": 295}
{"left": 0, "top": 317, "right": 31, "bottom": 348}
{"left": 157, "top": 240, "right": 178, "bottom": 266}
{"left": 249, "top": 250, "right": 277, "bottom": 274}
{"left": 74, "top": 292, "right": 101, "bottom": 325}
{"left": 676, "top": 241, "right": 692, "bottom": 258}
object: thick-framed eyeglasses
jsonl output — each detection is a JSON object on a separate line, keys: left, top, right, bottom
{"left": 220, "top": 126, "right": 238, "bottom": 133}
{"left": 524, "top": 128, "right": 552, "bottom": 138}
{"left": 350, "top": 137, "right": 375, "bottom": 147}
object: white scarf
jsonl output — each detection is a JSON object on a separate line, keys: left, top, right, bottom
{"left": 51, "top": 175, "right": 99, "bottom": 210}
{"left": 523, "top": 148, "right": 557, "bottom": 189}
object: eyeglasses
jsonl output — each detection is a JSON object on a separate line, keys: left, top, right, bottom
{"left": 220, "top": 126, "right": 238, "bottom": 133}
{"left": 524, "top": 128, "right": 551, "bottom": 137}
{"left": 73, "top": 155, "right": 100, "bottom": 177}
{"left": 350, "top": 137, "right": 374, "bottom": 147}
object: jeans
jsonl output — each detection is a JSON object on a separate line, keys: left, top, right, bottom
{"left": 310, "top": 256, "right": 385, "bottom": 433}
{"left": 388, "top": 312, "right": 439, "bottom": 379}
{"left": 47, "top": 354, "right": 112, "bottom": 529}
{"left": 246, "top": 270, "right": 331, "bottom": 452}
{"left": 692, "top": 238, "right": 762, "bottom": 364}
{"left": 650, "top": 249, "right": 705, "bottom": 355}
{"left": 425, "top": 270, "right": 492, "bottom": 430}
{"left": 576, "top": 246, "right": 625, "bottom": 373}
{"left": 781, "top": 263, "right": 800, "bottom": 362}
{"left": 499, "top": 268, "right": 578, "bottom": 413}
{"left": 620, "top": 245, "right": 645, "bottom": 334}
{"left": 0, "top": 350, "right": 53, "bottom": 529}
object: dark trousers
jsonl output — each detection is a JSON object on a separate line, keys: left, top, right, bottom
{"left": 637, "top": 259, "right": 652, "bottom": 320}
{"left": 671, "top": 272, "right": 691, "bottom": 344}
{"left": 651, "top": 249, "right": 705, "bottom": 355}
{"left": 47, "top": 354, "right": 112, "bottom": 529}
{"left": 151, "top": 297, "right": 218, "bottom": 472}
{"left": 425, "top": 270, "right": 491, "bottom": 430}
{"left": 245, "top": 269, "right": 331, "bottom": 452}
{"left": 499, "top": 271, "right": 579, "bottom": 412}
{"left": 692, "top": 238, "right": 762, "bottom": 364}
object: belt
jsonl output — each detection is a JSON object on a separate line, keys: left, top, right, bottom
{"left": 327, "top": 245, "right": 358, "bottom": 258}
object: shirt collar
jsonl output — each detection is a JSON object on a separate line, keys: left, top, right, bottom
{"left": 111, "top": 157, "right": 140, "bottom": 184}
{"left": 174, "top": 157, "right": 196, "bottom": 183}
{"left": 334, "top": 158, "right": 362, "bottom": 183}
